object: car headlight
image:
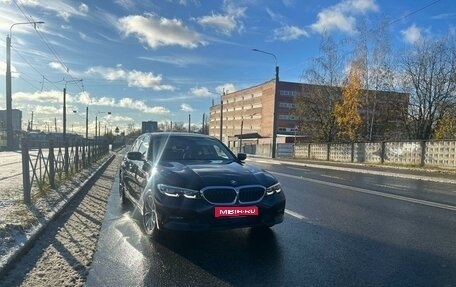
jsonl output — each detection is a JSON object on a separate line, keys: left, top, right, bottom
{"left": 157, "top": 184, "right": 200, "bottom": 199}
{"left": 266, "top": 183, "right": 282, "bottom": 196}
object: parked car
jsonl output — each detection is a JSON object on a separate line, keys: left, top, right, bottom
{"left": 119, "top": 132, "right": 285, "bottom": 237}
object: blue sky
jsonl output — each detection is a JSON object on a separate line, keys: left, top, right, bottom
{"left": 0, "top": 0, "right": 455, "bottom": 135}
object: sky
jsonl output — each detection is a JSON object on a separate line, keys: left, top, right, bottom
{"left": 0, "top": 0, "right": 455, "bottom": 136}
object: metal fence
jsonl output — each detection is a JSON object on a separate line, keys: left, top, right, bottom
{"left": 21, "top": 135, "right": 110, "bottom": 204}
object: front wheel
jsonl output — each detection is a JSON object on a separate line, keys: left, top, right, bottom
{"left": 141, "top": 193, "right": 160, "bottom": 238}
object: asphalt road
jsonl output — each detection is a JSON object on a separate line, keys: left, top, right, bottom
{"left": 86, "top": 159, "right": 456, "bottom": 287}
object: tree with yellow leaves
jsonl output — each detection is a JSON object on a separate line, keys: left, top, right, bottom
{"left": 433, "top": 107, "right": 456, "bottom": 139}
{"left": 335, "top": 58, "right": 363, "bottom": 142}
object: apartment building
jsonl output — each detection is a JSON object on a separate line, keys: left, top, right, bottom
{"left": 208, "top": 80, "right": 408, "bottom": 148}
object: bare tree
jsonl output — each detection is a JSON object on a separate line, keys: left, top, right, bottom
{"left": 400, "top": 37, "right": 456, "bottom": 140}
{"left": 294, "top": 34, "right": 346, "bottom": 142}
{"left": 352, "top": 20, "right": 403, "bottom": 141}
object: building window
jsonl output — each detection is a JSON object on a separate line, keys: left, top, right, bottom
{"left": 279, "top": 90, "right": 299, "bottom": 97}
{"left": 279, "top": 102, "right": 295, "bottom": 109}
{"left": 279, "top": 115, "right": 298, "bottom": 120}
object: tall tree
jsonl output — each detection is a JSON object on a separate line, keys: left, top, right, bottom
{"left": 294, "top": 34, "right": 346, "bottom": 142}
{"left": 401, "top": 37, "right": 456, "bottom": 140}
{"left": 433, "top": 106, "right": 456, "bottom": 139}
{"left": 353, "top": 20, "right": 402, "bottom": 141}
{"left": 335, "top": 58, "right": 363, "bottom": 141}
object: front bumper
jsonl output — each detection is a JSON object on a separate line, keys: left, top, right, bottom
{"left": 154, "top": 192, "right": 286, "bottom": 231}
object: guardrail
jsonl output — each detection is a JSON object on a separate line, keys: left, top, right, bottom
{"left": 21, "top": 135, "right": 109, "bottom": 205}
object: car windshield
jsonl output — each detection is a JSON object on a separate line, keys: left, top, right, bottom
{"left": 151, "top": 135, "right": 235, "bottom": 162}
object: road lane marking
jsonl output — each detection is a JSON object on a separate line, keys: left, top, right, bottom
{"left": 285, "top": 209, "right": 307, "bottom": 220}
{"left": 287, "top": 167, "right": 311, "bottom": 172}
{"left": 272, "top": 171, "right": 456, "bottom": 212}
{"left": 248, "top": 158, "right": 456, "bottom": 185}
{"left": 248, "top": 159, "right": 281, "bottom": 165}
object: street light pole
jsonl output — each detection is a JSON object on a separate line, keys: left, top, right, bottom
{"left": 85, "top": 106, "right": 88, "bottom": 139}
{"left": 5, "top": 21, "right": 44, "bottom": 150}
{"left": 252, "top": 49, "right": 279, "bottom": 158}
{"left": 239, "top": 119, "right": 244, "bottom": 153}
{"left": 188, "top": 113, "right": 191, "bottom": 133}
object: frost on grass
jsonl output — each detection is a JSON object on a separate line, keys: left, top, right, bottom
{"left": 0, "top": 156, "right": 108, "bottom": 269}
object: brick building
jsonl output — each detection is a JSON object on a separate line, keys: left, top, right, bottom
{"left": 208, "top": 80, "right": 408, "bottom": 150}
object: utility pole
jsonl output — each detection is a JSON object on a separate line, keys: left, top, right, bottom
{"left": 220, "top": 89, "right": 225, "bottom": 141}
{"left": 188, "top": 114, "right": 191, "bottom": 133}
{"left": 239, "top": 119, "right": 244, "bottom": 153}
{"left": 85, "top": 106, "right": 88, "bottom": 139}
{"left": 54, "top": 117, "right": 57, "bottom": 132}
{"left": 202, "top": 113, "right": 205, "bottom": 134}
{"left": 31, "top": 111, "right": 34, "bottom": 131}
{"left": 6, "top": 21, "right": 44, "bottom": 150}
{"left": 252, "top": 49, "right": 279, "bottom": 158}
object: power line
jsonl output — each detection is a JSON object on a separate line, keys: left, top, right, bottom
{"left": 389, "top": 0, "right": 444, "bottom": 25}
{"left": 13, "top": 0, "right": 84, "bottom": 91}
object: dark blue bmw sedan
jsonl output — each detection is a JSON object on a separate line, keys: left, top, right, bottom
{"left": 119, "top": 132, "right": 285, "bottom": 237}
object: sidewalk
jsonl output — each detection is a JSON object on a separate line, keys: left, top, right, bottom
{"left": 0, "top": 152, "right": 115, "bottom": 277}
{"left": 247, "top": 155, "right": 456, "bottom": 184}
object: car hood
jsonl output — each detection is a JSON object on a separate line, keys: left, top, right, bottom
{"left": 156, "top": 160, "right": 277, "bottom": 190}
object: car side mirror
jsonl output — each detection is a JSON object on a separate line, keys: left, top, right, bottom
{"left": 142, "top": 161, "right": 152, "bottom": 171}
{"left": 237, "top": 153, "right": 247, "bottom": 161}
{"left": 127, "top": 151, "right": 143, "bottom": 161}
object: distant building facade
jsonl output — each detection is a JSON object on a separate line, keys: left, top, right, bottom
{"left": 142, "top": 121, "right": 158, "bottom": 134}
{"left": 208, "top": 80, "right": 408, "bottom": 149}
{"left": 0, "top": 109, "right": 22, "bottom": 150}
{"left": 0, "top": 109, "right": 22, "bottom": 131}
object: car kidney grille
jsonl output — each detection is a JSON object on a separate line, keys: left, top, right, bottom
{"left": 201, "top": 185, "right": 265, "bottom": 205}
{"left": 202, "top": 188, "right": 237, "bottom": 204}
{"left": 238, "top": 186, "right": 265, "bottom": 203}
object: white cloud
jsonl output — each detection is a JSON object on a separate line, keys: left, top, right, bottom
{"left": 119, "top": 97, "right": 170, "bottom": 115}
{"left": 79, "top": 3, "right": 89, "bottom": 13}
{"left": 0, "top": 61, "right": 19, "bottom": 78}
{"left": 48, "top": 61, "right": 69, "bottom": 73}
{"left": 139, "top": 55, "right": 206, "bottom": 67}
{"left": 34, "top": 105, "right": 61, "bottom": 115}
{"left": 13, "top": 90, "right": 70, "bottom": 103}
{"left": 190, "top": 86, "right": 212, "bottom": 97}
{"left": 109, "top": 115, "right": 134, "bottom": 122}
{"left": 11, "top": 89, "right": 170, "bottom": 116}
{"left": 180, "top": 103, "right": 194, "bottom": 112}
{"left": 119, "top": 13, "right": 206, "bottom": 49}
{"left": 311, "top": 0, "right": 379, "bottom": 34}
{"left": 85, "top": 66, "right": 175, "bottom": 90}
{"left": 216, "top": 83, "right": 236, "bottom": 94}
{"left": 114, "top": 0, "right": 135, "bottom": 9}
{"left": 195, "top": 3, "right": 246, "bottom": 35}
{"left": 401, "top": 24, "right": 422, "bottom": 44}
{"left": 7, "top": 0, "right": 89, "bottom": 22}
{"left": 273, "top": 25, "right": 308, "bottom": 41}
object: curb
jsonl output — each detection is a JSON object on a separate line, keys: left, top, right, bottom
{"left": 0, "top": 153, "right": 116, "bottom": 279}
{"left": 247, "top": 157, "right": 456, "bottom": 185}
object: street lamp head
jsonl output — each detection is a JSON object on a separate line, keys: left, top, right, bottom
{"left": 10, "top": 21, "right": 45, "bottom": 35}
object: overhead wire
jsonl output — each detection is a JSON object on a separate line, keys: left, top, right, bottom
{"left": 388, "top": 0, "right": 444, "bottom": 25}
{"left": 12, "top": 0, "right": 85, "bottom": 92}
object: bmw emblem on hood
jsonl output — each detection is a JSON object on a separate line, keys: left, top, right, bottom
{"left": 230, "top": 180, "right": 237, "bottom": 186}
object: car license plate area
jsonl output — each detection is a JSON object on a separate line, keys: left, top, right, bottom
{"left": 215, "top": 206, "right": 258, "bottom": 218}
